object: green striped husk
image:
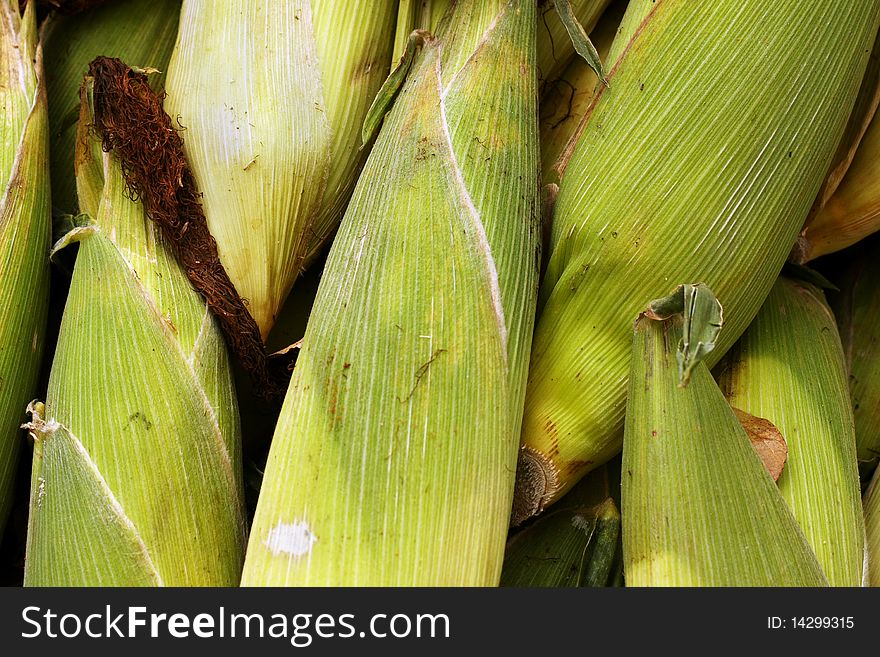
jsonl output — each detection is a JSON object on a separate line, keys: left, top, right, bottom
{"left": 517, "top": 0, "right": 880, "bottom": 520}
{"left": 716, "top": 277, "right": 865, "bottom": 586}
{"left": 0, "top": 0, "right": 50, "bottom": 539}
{"left": 23, "top": 76, "right": 245, "bottom": 587}
{"left": 164, "top": 0, "right": 398, "bottom": 341}
{"left": 623, "top": 309, "right": 827, "bottom": 587}
{"left": 242, "top": 0, "right": 540, "bottom": 586}
{"left": 832, "top": 241, "right": 880, "bottom": 479}
{"left": 42, "top": 0, "right": 181, "bottom": 217}
{"left": 501, "top": 486, "right": 620, "bottom": 587}
{"left": 866, "top": 469, "right": 880, "bottom": 586}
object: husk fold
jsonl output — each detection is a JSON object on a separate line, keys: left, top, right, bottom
{"left": 0, "top": 0, "right": 50, "bottom": 539}
{"left": 622, "top": 299, "right": 826, "bottom": 587}
{"left": 517, "top": 0, "right": 880, "bottom": 520}
{"left": 24, "top": 76, "right": 245, "bottom": 586}
{"left": 243, "top": 0, "right": 540, "bottom": 586}
{"left": 164, "top": 0, "right": 398, "bottom": 341}
{"left": 716, "top": 277, "right": 865, "bottom": 586}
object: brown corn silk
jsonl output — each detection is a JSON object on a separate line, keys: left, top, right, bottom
{"left": 86, "top": 57, "right": 274, "bottom": 397}
{"left": 42, "top": 0, "right": 181, "bottom": 215}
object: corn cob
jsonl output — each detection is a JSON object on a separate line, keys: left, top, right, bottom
{"left": 0, "top": 0, "right": 50, "bottom": 540}
{"left": 831, "top": 241, "right": 880, "bottom": 479}
{"left": 516, "top": 1, "right": 880, "bottom": 521}
{"left": 866, "top": 469, "right": 880, "bottom": 586}
{"left": 715, "top": 277, "right": 865, "bottom": 586}
{"left": 42, "top": 0, "right": 180, "bottom": 216}
{"left": 23, "top": 74, "right": 246, "bottom": 586}
{"left": 622, "top": 285, "right": 826, "bottom": 586}
{"left": 163, "top": 1, "right": 397, "bottom": 341}
{"left": 243, "top": 0, "right": 540, "bottom": 586}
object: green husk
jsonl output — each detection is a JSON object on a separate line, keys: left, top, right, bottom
{"left": 540, "top": 0, "right": 622, "bottom": 186}
{"left": 866, "top": 469, "right": 880, "bottom": 586}
{"left": 537, "top": 0, "right": 609, "bottom": 90}
{"left": 0, "top": 0, "right": 50, "bottom": 539}
{"left": 243, "top": 0, "right": 540, "bottom": 586}
{"left": 164, "top": 0, "right": 398, "bottom": 341}
{"left": 501, "top": 474, "right": 620, "bottom": 587}
{"left": 716, "top": 277, "right": 865, "bottom": 586}
{"left": 23, "top": 76, "right": 245, "bottom": 587}
{"left": 831, "top": 241, "right": 880, "bottom": 479}
{"left": 517, "top": 0, "right": 880, "bottom": 520}
{"left": 622, "top": 290, "right": 827, "bottom": 587}
{"left": 42, "top": 0, "right": 181, "bottom": 217}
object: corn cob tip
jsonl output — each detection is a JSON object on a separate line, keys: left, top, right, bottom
{"left": 511, "top": 446, "right": 559, "bottom": 526}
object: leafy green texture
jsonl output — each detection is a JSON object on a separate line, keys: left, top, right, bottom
{"left": 518, "top": 0, "right": 880, "bottom": 520}
{"left": 501, "top": 495, "right": 619, "bottom": 587}
{"left": 42, "top": 0, "right": 181, "bottom": 217}
{"left": 243, "top": 0, "right": 540, "bottom": 586}
{"left": 716, "top": 278, "right": 865, "bottom": 586}
{"left": 0, "top": 0, "right": 50, "bottom": 539}
{"left": 866, "top": 469, "right": 880, "bottom": 586}
{"left": 623, "top": 313, "right": 827, "bottom": 587}
{"left": 24, "top": 82, "right": 245, "bottom": 587}
{"left": 164, "top": 0, "right": 397, "bottom": 340}
{"left": 831, "top": 243, "right": 880, "bottom": 479}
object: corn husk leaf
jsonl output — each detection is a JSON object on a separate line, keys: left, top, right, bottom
{"left": 42, "top": 0, "right": 181, "bottom": 217}
{"left": 0, "top": 0, "right": 50, "bottom": 538}
{"left": 24, "top": 77, "right": 245, "bottom": 586}
{"left": 795, "top": 98, "right": 880, "bottom": 262}
{"left": 540, "top": 0, "right": 622, "bottom": 187}
{"left": 164, "top": 0, "right": 397, "bottom": 341}
{"left": 243, "top": 0, "right": 540, "bottom": 586}
{"left": 866, "top": 469, "right": 880, "bottom": 586}
{"left": 537, "top": 0, "right": 609, "bottom": 91}
{"left": 517, "top": 1, "right": 880, "bottom": 520}
{"left": 716, "top": 277, "right": 865, "bottom": 586}
{"left": 501, "top": 487, "right": 620, "bottom": 587}
{"left": 831, "top": 241, "right": 880, "bottom": 479}
{"left": 623, "top": 298, "right": 826, "bottom": 587}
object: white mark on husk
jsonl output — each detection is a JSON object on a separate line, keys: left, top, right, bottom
{"left": 265, "top": 520, "right": 318, "bottom": 557}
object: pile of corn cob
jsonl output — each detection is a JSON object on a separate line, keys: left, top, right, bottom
{"left": 2, "top": 0, "right": 880, "bottom": 587}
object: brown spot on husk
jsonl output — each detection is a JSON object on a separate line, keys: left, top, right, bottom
{"left": 87, "top": 57, "right": 279, "bottom": 399}
{"left": 733, "top": 408, "right": 788, "bottom": 481}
